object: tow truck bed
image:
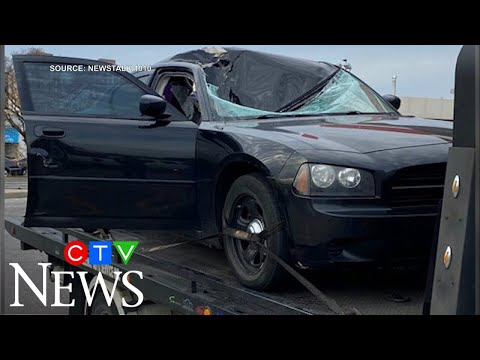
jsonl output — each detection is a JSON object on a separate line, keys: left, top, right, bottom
{"left": 5, "top": 216, "right": 426, "bottom": 315}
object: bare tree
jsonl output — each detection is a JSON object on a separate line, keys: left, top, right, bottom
{"left": 4, "top": 47, "right": 49, "bottom": 138}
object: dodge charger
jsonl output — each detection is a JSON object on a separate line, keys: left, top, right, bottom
{"left": 13, "top": 47, "right": 451, "bottom": 290}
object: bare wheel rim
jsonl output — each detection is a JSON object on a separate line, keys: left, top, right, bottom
{"left": 229, "top": 195, "right": 268, "bottom": 275}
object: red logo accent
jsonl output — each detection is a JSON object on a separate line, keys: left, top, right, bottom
{"left": 195, "top": 306, "right": 204, "bottom": 315}
{"left": 64, "top": 241, "right": 88, "bottom": 266}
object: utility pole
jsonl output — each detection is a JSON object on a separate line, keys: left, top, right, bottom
{"left": 0, "top": 44, "right": 6, "bottom": 315}
{"left": 392, "top": 75, "right": 398, "bottom": 96}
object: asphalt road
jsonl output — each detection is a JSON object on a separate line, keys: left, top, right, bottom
{"left": 3, "top": 197, "right": 68, "bottom": 314}
{"left": 5, "top": 175, "right": 28, "bottom": 190}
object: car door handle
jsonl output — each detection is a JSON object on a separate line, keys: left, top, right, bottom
{"left": 34, "top": 126, "right": 66, "bottom": 138}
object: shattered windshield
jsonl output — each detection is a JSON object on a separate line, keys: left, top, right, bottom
{"left": 166, "top": 48, "right": 396, "bottom": 122}
{"left": 206, "top": 70, "right": 395, "bottom": 121}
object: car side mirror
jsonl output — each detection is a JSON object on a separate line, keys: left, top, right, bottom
{"left": 383, "top": 94, "right": 401, "bottom": 110}
{"left": 139, "top": 95, "right": 170, "bottom": 119}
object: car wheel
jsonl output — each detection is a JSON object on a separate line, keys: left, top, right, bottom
{"left": 223, "top": 173, "right": 290, "bottom": 291}
{"left": 4, "top": 170, "right": 8, "bottom": 177}
{"left": 90, "top": 294, "right": 119, "bottom": 315}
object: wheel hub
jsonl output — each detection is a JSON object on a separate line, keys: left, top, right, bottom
{"left": 247, "top": 219, "right": 264, "bottom": 234}
{"left": 230, "top": 196, "right": 268, "bottom": 273}
{"left": 243, "top": 219, "right": 266, "bottom": 268}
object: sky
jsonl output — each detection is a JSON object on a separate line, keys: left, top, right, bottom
{"left": 5, "top": 45, "right": 462, "bottom": 99}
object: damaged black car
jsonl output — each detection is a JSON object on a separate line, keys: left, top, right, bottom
{"left": 13, "top": 48, "right": 451, "bottom": 290}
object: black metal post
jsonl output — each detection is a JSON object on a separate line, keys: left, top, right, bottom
{"left": 430, "top": 45, "right": 478, "bottom": 315}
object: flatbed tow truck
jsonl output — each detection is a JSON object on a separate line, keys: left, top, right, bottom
{"left": 4, "top": 215, "right": 426, "bottom": 315}
{"left": 2, "top": 45, "right": 478, "bottom": 316}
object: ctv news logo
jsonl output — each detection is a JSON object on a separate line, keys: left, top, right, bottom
{"left": 64, "top": 240, "right": 138, "bottom": 266}
{"left": 9, "top": 240, "right": 144, "bottom": 309}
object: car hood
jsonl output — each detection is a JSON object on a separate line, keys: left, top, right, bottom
{"left": 228, "top": 115, "right": 453, "bottom": 154}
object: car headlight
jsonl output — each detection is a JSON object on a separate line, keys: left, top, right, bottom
{"left": 337, "top": 168, "right": 362, "bottom": 188}
{"left": 293, "top": 163, "right": 375, "bottom": 197}
{"left": 311, "top": 165, "right": 336, "bottom": 188}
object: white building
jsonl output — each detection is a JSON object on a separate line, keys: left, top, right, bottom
{"left": 399, "top": 97, "right": 453, "bottom": 120}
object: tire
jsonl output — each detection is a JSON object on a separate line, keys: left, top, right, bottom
{"left": 4, "top": 170, "right": 8, "bottom": 177}
{"left": 90, "top": 294, "right": 119, "bottom": 315}
{"left": 223, "top": 173, "right": 290, "bottom": 291}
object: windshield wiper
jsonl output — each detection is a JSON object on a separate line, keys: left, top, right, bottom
{"left": 330, "top": 111, "right": 397, "bottom": 116}
{"left": 254, "top": 113, "right": 322, "bottom": 120}
{"left": 253, "top": 111, "right": 395, "bottom": 120}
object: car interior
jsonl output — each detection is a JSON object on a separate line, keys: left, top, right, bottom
{"left": 155, "top": 74, "right": 202, "bottom": 124}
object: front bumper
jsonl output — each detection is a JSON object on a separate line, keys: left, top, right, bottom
{"left": 285, "top": 196, "right": 439, "bottom": 267}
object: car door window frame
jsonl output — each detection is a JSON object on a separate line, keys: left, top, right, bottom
{"left": 14, "top": 55, "right": 161, "bottom": 120}
{"left": 155, "top": 71, "right": 195, "bottom": 94}
{"left": 150, "top": 65, "right": 214, "bottom": 123}
{"left": 154, "top": 71, "right": 202, "bottom": 121}
{"left": 133, "top": 70, "right": 155, "bottom": 87}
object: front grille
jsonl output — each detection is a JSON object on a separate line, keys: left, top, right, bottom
{"left": 388, "top": 163, "right": 446, "bottom": 208}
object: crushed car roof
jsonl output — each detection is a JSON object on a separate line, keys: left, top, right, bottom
{"left": 159, "top": 47, "right": 338, "bottom": 112}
